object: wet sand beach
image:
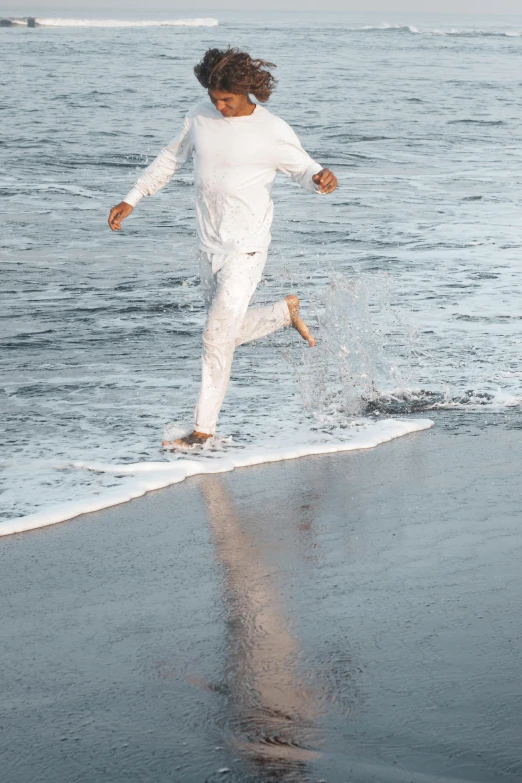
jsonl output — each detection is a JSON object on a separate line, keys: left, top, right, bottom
{"left": 2, "top": 421, "right": 522, "bottom": 783}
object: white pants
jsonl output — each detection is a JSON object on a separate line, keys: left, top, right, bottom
{"left": 194, "top": 250, "right": 291, "bottom": 435}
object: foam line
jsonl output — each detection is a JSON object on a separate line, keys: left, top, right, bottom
{"left": 0, "top": 419, "right": 433, "bottom": 537}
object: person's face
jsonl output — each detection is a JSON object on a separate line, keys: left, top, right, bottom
{"left": 208, "top": 89, "right": 250, "bottom": 117}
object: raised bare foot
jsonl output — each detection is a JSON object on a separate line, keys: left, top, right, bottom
{"left": 285, "top": 295, "right": 316, "bottom": 347}
{"left": 162, "top": 430, "right": 213, "bottom": 449}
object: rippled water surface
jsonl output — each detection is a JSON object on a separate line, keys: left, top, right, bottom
{"left": 2, "top": 10, "right": 522, "bottom": 522}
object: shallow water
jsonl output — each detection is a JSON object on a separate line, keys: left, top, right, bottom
{"left": 2, "top": 10, "right": 522, "bottom": 525}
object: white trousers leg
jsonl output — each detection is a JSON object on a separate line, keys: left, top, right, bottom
{"left": 194, "top": 251, "right": 291, "bottom": 435}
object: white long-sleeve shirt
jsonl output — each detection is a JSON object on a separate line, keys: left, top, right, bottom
{"left": 124, "top": 101, "right": 323, "bottom": 256}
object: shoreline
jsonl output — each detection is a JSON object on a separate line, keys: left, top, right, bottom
{"left": 0, "top": 417, "right": 433, "bottom": 537}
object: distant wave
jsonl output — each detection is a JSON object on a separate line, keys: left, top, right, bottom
{"left": 358, "top": 23, "right": 421, "bottom": 34}
{"left": 33, "top": 17, "right": 219, "bottom": 28}
{"left": 352, "top": 23, "right": 522, "bottom": 37}
{"left": 3, "top": 18, "right": 520, "bottom": 36}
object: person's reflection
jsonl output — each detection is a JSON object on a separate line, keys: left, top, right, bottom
{"left": 199, "top": 474, "right": 323, "bottom": 778}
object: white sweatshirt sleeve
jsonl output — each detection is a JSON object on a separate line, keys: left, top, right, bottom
{"left": 123, "top": 114, "right": 194, "bottom": 207}
{"left": 275, "top": 119, "right": 323, "bottom": 193}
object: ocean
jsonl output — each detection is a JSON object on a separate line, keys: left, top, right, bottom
{"left": 2, "top": 10, "right": 522, "bottom": 533}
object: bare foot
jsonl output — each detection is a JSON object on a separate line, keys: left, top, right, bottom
{"left": 162, "top": 430, "right": 213, "bottom": 449}
{"left": 285, "top": 295, "right": 316, "bottom": 347}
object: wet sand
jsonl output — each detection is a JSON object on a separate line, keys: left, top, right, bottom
{"left": 1, "top": 423, "right": 522, "bottom": 783}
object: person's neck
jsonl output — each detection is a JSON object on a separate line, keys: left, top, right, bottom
{"left": 233, "top": 102, "right": 256, "bottom": 118}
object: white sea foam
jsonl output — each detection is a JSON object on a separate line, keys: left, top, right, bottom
{"left": 430, "top": 389, "right": 522, "bottom": 410}
{"left": 34, "top": 18, "right": 219, "bottom": 28}
{"left": 0, "top": 419, "right": 433, "bottom": 537}
{"left": 371, "top": 387, "right": 522, "bottom": 413}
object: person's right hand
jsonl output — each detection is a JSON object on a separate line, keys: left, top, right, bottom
{"left": 108, "top": 201, "right": 133, "bottom": 231}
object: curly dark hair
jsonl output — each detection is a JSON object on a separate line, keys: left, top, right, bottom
{"left": 194, "top": 47, "right": 277, "bottom": 103}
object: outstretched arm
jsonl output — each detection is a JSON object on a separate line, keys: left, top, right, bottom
{"left": 108, "top": 113, "right": 194, "bottom": 231}
{"left": 275, "top": 119, "right": 338, "bottom": 195}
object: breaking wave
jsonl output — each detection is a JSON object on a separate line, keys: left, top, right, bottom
{"left": 33, "top": 18, "right": 219, "bottom": 28}
{"left": 4, "top": 19, "right": 521, "bottom": 36}
{"left": 352, "top": 23, "right": 522, "bottom": 37}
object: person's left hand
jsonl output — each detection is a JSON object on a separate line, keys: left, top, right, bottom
{"left": 312, "top": 168, "right": 338, "bottom": 194}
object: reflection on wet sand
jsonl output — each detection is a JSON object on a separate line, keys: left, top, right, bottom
{"left": 200, "top": 475, "right": 324, "bottom": 779}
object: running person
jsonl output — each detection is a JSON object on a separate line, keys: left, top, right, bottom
{"left": 108, "top": 48, "right": 338, "bottom": 447}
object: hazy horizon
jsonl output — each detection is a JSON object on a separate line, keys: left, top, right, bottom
{"left": 3, "top": 1, "right": 522, "bottom": 17}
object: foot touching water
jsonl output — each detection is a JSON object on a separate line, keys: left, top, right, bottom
{"left": 162, "top": 431, "right": 213, "bottom": 449}
{"left": 285, "top": 295, "right": 316, "bottom": 347}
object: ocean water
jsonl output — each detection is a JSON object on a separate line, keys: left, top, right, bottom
{"left": 2, "top": 10, "right": 522, "bottom": 533}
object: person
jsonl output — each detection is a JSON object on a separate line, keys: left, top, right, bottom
{"left": 108, "top": 47, "right": 338, "bottom": 448}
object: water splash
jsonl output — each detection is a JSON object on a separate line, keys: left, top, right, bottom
{"left": 288, "top": 273, "right": 418, "bottom": 423}
{"left": 288, "top": 272, "right": 521, "bottom": 424}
